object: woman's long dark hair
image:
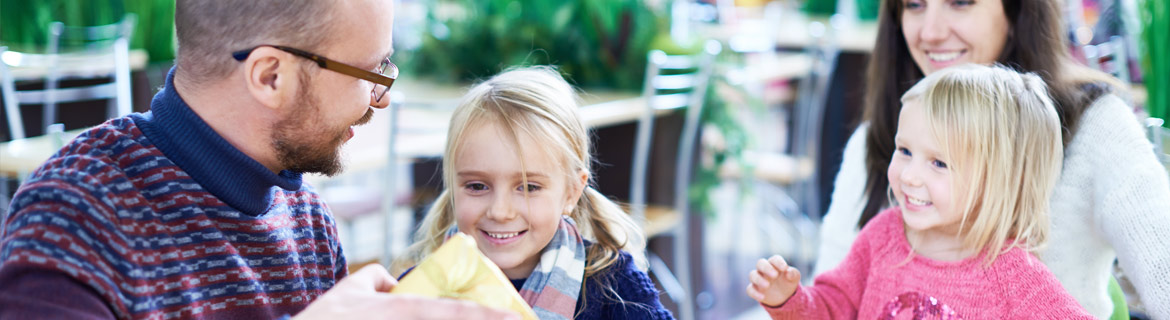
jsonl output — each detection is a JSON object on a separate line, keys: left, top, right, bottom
{"left": 857, "top": 0, "right": 1118, "bottom": 228}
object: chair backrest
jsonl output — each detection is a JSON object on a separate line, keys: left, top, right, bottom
{"left": 1, "top": 14, "right": 136, "bottom": 140}
{"left": 629, "top": 40, "right": 720, "bottom": 228}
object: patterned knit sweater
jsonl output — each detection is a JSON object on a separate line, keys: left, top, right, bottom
{"left": 768, "top": 208, "right": 1093, "bottom": 319}
{"left": 0, "top": 70, "right": 347, "bottom": 319}
{"left": 815, "top": 95, "right": 1170, "bottom": 318}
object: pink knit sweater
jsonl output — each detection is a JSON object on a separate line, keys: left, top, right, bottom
{"left": 766, "top": 208, "right": 1092, "bottom": 319}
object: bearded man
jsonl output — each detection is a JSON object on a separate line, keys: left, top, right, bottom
{"left": 0, "top": 1, "right": 517, "bottom": 319}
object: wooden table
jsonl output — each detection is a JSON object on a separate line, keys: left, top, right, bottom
{"left": 4, "top": 49, "right": 149, "bottom": 81}
{"left": 0, "top": 130, "right": 79, "bottom": 178}
{"left": 0, "top": 80, "right": 646, "bottom": 181}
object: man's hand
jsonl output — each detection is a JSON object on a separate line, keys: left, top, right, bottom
{"left": 294, "top": 264, "right": 521, "bottom": 320}
{"left": 745, "top": 255, "right": 801, "bottom": 308}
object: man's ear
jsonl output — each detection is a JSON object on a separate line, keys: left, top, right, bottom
{"left": 242, "top": 46, "right": 300, "bottom": 112}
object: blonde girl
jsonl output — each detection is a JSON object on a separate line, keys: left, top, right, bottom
{"left": 747, "top": 64, "right": 1093, "bottom": 319}
{"left": 394, "top": 67, "right": 672, "bottom": 320}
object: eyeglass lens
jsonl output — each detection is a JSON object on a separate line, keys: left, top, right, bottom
{"left": 373, "top": 58, "right": 397, "bottom": 102}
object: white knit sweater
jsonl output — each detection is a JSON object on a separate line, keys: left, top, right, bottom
{"left": 814, "top": 95, "right": 1170, "bottom": 319}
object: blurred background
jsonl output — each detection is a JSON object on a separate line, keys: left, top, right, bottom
{"left": 2, "top": 0, "right": 1167, "bottom": 319}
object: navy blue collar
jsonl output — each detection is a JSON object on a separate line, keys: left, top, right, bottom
{"left": 131, "top": 67, "right": 303, "bottom": 216}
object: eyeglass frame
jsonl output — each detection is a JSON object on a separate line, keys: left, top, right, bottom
{"left": 231, "top": 44, "right": 398, "bottom": 102}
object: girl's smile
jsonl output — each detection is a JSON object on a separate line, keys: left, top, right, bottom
{"left": 481, "top": 229, "right": 528, "bottom": 246}
{"left": 902, "top": 194, "right": 933, "bottom": 211}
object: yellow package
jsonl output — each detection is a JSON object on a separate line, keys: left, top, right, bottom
{"left": 390, "top": 232, "right": 538, "bottom": 320}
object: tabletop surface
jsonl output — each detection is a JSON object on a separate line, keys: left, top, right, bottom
{"left": 0, "top": 80, "right": 645, "bottom": 180}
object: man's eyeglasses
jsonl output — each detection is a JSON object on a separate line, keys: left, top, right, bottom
{"left": 232, "top": 45, "right": 398, "bottom": 102}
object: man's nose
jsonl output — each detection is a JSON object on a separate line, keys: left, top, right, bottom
{"left": 370, "top": 91, "right": 391, "bottom": 109}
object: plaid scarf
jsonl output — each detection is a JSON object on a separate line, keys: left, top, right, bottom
{"left": 447, "top": 216, "right": 587, "bottom": 319}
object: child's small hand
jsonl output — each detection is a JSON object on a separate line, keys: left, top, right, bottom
{"left": 746, "top": 255, "right": 801, "bottom": 308}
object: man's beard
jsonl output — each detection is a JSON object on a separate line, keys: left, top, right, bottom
{"left": 271, "top": 75, "right": 373, "bottom": 177}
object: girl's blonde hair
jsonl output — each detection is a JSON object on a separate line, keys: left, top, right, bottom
{"left": 900, "top": 64, "right": 1063, "bottom": 266}
{"left": 392, "top": 66, "right": 646, "bottom": 277}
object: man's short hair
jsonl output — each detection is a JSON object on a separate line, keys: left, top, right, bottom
{"left": 175, "top": 0, "right": 336, "bottom": 85}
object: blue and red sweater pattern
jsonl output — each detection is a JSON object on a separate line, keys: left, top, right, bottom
{"left": 0, "top": 70, "right": 347, "bottom": 319}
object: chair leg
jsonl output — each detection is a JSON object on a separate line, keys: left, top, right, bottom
{"left": 381, "top": 94, "right": 401, "bottom": 267}
{"left": 343, "top": 218, "right": 357, "bottom": 262}
{"left": 648, "top": 251, "right": 686, "bottom": 303}
{"left": 113, "top": 36, "right": 133, "bottom": 117}
{"left": 44, "top": 22, "right": 62, "bottom": 131}
{"left": 0, "top": 176, "right": 11, "bottom": 221}
{"left": 1, "top": 51, "right": 26, "bottom": 140}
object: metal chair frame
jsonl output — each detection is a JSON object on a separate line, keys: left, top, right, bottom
{"left": 630, "top": 39, "right": 721, "bottom": 320}
{"left": 2, "top": 14, "right": 136, "bottom": 140}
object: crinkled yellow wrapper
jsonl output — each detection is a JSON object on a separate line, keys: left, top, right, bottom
{"left": 391, "top": 232, "right": 538, "bottom": 320}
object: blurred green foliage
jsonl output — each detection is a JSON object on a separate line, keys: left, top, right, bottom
{"left": 402, "top": 0, "right": 660, "bottom": 90}
{"left": 802, "top": 0, "right": 878, "bottom": 20}
{"left": 690, "top": 71, "right": 757, "bottom": 217}
{"left": 1141, "top": 0, "right": 1168, "bottom": 125}
{"left": 0, "top": 0, "right": 175, "bottom": 62}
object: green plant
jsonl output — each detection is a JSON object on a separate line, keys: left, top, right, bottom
{"left": 0, "top": 0, "right": 174, "bottom": 62}
{"left": 0, "top": 0, "right": 122, "bottom": 51}
{"left": 801, "top": 0, "right": 879, "bottom": 20}
{"left": 802, "top": 0, "right": 838, "bottom": 16}
{"left": 689, "top": 57, "right": 758, "bottom": 217}
{"left": 124, "top": 0, "right": 175, "bottom": 62}
{"left": 1141, "top": 0, "right": 1168, "bottom": 126}
{"left": 402, "top": 0, "right": 659, "bottom": 90}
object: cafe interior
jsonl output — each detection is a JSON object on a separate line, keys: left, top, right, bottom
{"left": 2, "top": 0, "right": 1168, "bottom": 319}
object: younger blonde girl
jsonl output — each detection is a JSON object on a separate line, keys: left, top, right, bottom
{"left": 747, "top": 64, "right": 1093, "bottom": 319}
{"left": 394, "top": 66, "right": 672, "bottom": 320}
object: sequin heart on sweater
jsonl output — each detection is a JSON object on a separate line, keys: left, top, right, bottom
{"left": 879, "top": 292, "right": 962, "bottom": 320}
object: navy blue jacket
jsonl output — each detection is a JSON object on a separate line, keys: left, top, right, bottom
{"left": 509, "top": 250, "right": 674, "bottom": 319}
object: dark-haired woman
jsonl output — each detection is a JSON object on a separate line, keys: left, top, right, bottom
{"left": 814, "top": 0, "right": 1170, "bottom": 318}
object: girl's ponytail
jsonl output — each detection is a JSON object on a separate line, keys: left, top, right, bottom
{"left": 574, "top": 187, "right": 647, "bottom": 276}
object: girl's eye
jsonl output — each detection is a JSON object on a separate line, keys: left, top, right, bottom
{"left": 897, "top": 147, "right": 912, "bottom": 157}
{"left": 465, "top": 183, "right": 488, "bottom": 192}
{"left": 952, "top": 0, "right": 975, "bottom": 7}
{"left": 932, "top": 159, "right": 949, "bottom": 169}
{"left": 904, "top": 0, "right": 924, "bottom": 10}
{"left": 518, "top": 184, "right": 541, "bottom": 193}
